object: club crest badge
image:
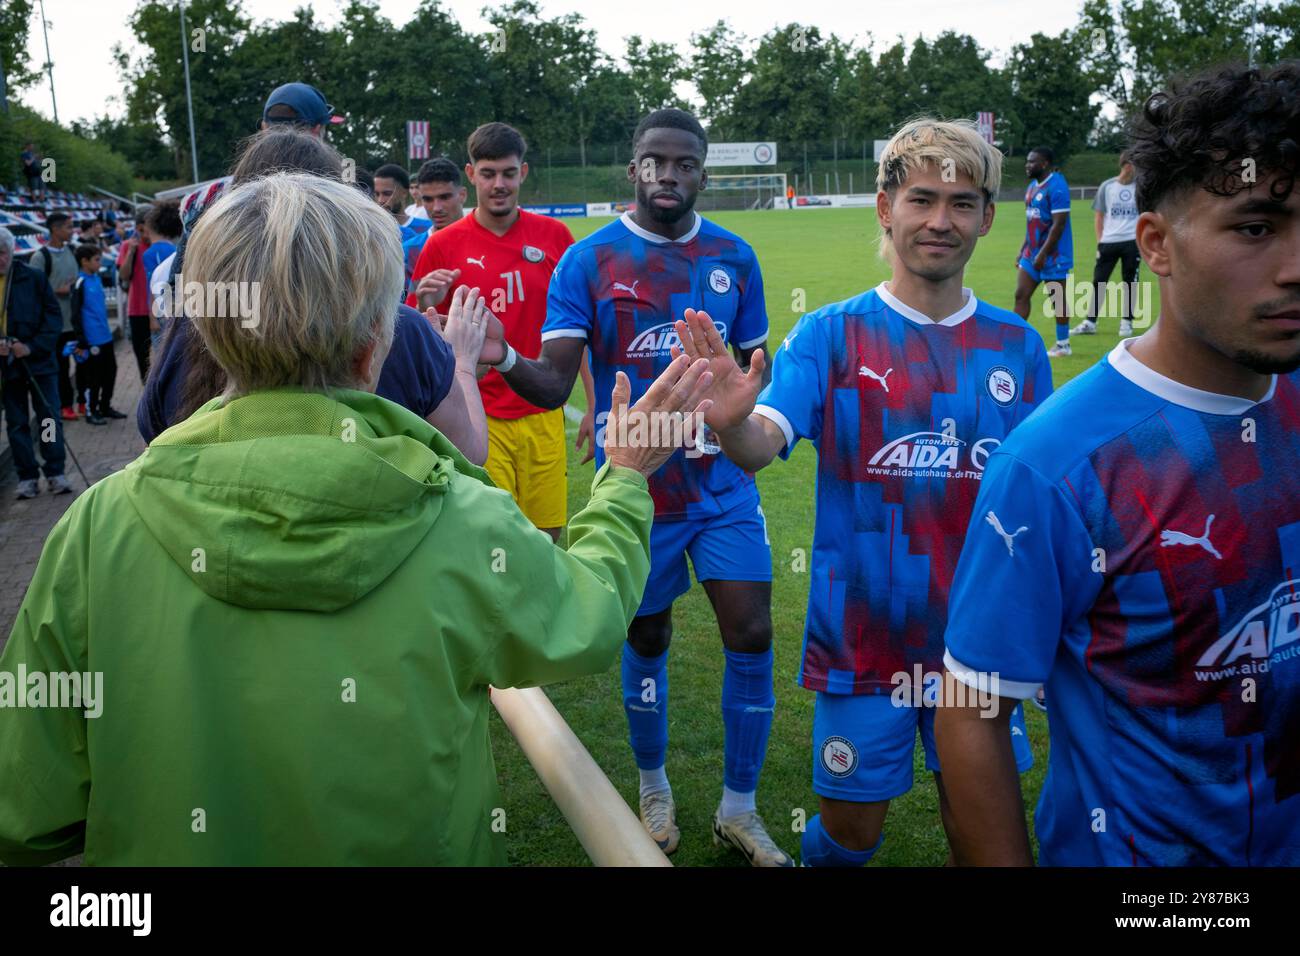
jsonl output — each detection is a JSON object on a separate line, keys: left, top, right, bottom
{"left": 820, "top": 736, "right": 858, "bottom": 778}
{"left": 985, "top": 366, "right": 1018, "bottom": 406}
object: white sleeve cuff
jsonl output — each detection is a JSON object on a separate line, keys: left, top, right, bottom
{"left": 735, "top": 330, "right": 769, "bottom": 351}
{"left": 1050, "top": 208, "right": 1071, "bottom": 214}
{"left": 540, "top": 328, "right": 588, "bottom": 342}
{"left": 752, "top": 404, "right": 794, "bottom": 453}
{"left": 942, "top": 650, "right": 1042, "bottom": 701}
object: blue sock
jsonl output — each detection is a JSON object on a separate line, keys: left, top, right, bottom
{"left": 721, "top": 647, "right": 775, "bottom": 793}
{"left": 801, "top": 814, "right": 882, "bottom": 867}
{"left": 1056, "top": 321, "right": 1069, "bottom": 343}
{"left": 622, "top": 643, "right": 669, "bottom": 771}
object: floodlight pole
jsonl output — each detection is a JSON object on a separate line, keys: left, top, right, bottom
{"left": 38, "top": 0, "right": 58, "bottom": 123}
{"left": 179, "top": 1, "right": 200, "bottom": 183}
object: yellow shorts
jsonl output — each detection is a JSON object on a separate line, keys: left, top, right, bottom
{"left": 485, "top": 409, "right": 567, "bottom": 530}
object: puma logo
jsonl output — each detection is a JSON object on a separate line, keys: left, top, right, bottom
{"left": 986, "top": 511, "right": 1028, "bottom": 556}
{"left": 613, "top": 280, "right": 639, "bottom": 297}
{"left": 858, "top": 365, "right": 893, "bottom": 391}
{"left": 627, "top": 703, "right": 660, "bottom": 714}
{"left": 466, "top": 255, "right": 486, "bottom": 268}
{"left": 1160, "top": 514, "right": 1222, "bottom": 560}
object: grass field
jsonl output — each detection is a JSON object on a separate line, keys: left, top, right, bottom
{"left": 489, "top": 201, "right": 1161, "bottom": 866}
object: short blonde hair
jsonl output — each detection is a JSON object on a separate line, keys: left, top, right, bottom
{"left": 184, "top": 171, "right": 400, "bottom": 395}
{"left": 876, "top": 117, "right": 1003, "bottom": 200}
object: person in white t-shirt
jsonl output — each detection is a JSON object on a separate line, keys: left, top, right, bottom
{"left": 404, "top": 182, "right": 430, "bottom": 222}
{"left": 1073, "top": 151, "right": 1141, "bottom": 338}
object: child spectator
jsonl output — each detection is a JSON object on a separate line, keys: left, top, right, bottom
{"left": 70, "top": 245, "right": 124, "bottom": 424}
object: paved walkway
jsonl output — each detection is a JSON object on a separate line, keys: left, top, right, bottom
{"left": 0, "top": 336, "right": 146, "bottom": 646}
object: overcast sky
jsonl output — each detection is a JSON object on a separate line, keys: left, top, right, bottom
{"left": 18, "top": 0, "right": 1084, "bottom": 125}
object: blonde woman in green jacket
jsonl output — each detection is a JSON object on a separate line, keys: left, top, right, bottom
{"left": 0, "top": 172, "right": 714, "bottom": 866}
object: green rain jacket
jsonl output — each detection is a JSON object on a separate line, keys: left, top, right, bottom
{"left": 0, "top": 388, "right": 652, "bottom": 865}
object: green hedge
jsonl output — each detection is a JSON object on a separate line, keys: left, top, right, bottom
{"left": 0, "top": 106, "right": 136, "bottom": 198}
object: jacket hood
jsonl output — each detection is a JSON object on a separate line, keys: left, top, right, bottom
{"left": 124, "top": 388, "right": 489, "bottom": 612}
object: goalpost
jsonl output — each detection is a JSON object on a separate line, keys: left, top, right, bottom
{"left": 701, "top": 173, "right": 788, "bottom": 211}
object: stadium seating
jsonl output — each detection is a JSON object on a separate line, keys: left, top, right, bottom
{"left": 0, "top": 185, "right": 116, "bottom": 257}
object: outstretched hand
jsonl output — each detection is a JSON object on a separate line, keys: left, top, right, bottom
{"left": 427, "top": 292, "right": 506, "bottom": 366}
{"left": 671, "top": 308, "right": 765, "bottom": 431}
{"left": 436, "top": 286, "right": 489, "bottom": 371}
{"left": 604, "top": 356, "right": 713, "bottom": 478}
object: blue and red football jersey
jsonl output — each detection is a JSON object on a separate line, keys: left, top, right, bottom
{"left": 754, "top": 283, "right": 1053, "bottom": 693}
{"left": 944, "top": 340, "right": 1300, "bottom": 865}
{"left": 1020, "top": 171, "right": 1074, "bottom": 274}
{"left": 542, "top": 212, "right": 769, "bottom": 521}
{"left": 401, "top": 230, "right": 427, "bottom": 298}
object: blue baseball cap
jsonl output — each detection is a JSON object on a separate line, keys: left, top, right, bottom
{"left": 262, "top": 82, "right": 344, "bottom": 127}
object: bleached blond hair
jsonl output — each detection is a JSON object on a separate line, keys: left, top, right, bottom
{"left": 876, "top": 117, "right": 1003, "bottom": 198}
{"left": 875, "top": 117, "right": 1003, "bottom": 259}
{"left": 184, "top": 172, "right": 401, "bottom": 395}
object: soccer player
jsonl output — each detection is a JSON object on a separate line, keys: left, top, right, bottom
{"left": 492, "top": 108, "right": 788, "bottom": 865}
{"left": 407, "top": 122, "right": 587, "bottom": 541}
{"left": 675, "top": 118, "right": 1049, "bottom": 866}
{"left": 416, "top": 157, "right": 468, "bottom": 231}
{"left": 935, "top": 62, "right": 1300, "bottom": 866}
{"left": 1013, "top": 146, "right": 1074, "bottom": 357}
{"left": 401, "top": 158, "right": 467, "bottom": 296}
{"left": 374, "top": 164, "right": 428, "bottom": 242}
{"left": 1072, "top": 151, "right": 1141, "bottom": 338}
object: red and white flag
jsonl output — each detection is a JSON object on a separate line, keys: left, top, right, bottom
{"left": 407, "top": 120, "right": 430, "bottom": 160}
{"left": 976, "top": 112, "right": 996, "bottom": 145}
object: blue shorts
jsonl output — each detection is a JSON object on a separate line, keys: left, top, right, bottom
{"left": 1017, "top": 256, "right": 1070, "bottom": 283}
{"left": 812, "top": 691, "right": 1034, "bottom": 802}
{"left": 637, "top": 499, "right": 773, "bottom": 616}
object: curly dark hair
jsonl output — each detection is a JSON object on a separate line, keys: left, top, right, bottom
{"left": 1129, "top": 60, "right": 1300, "bottom": 213}
{"left": 145, "top": 200, "right": 184, "bottom": 240}
{"left": 633, "top": 108, "right": 708, "bottom": 154}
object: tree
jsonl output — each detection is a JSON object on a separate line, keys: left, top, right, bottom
{"left": 624, "top": 36, "right": 687, "bottom": 115}
{"left": 689, "top": 20, "right": 750, "bottom": 139}
{"left": 1080, "top": 0, "right": 1300, "bottom": 120}
{"left": 1008, "top": 30, "right": 1101, "bottom": 161}
{"left": 75, "top": 114, "right": 175, "bottom": 180}
{"left": 481, "top": 2, "right": 632, "bottom": 166}
{"left": 731, "top": 24, "right": 837, "bottom": 143}
{"left": 1, "top": 0, "right": 40, "bottom": 104}
{"left": 116, "top": 0, "right": 257, "bottom": 180}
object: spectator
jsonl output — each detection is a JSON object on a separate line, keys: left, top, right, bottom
{"left": 101, "top": 211, "right": 121, "bottom": 246}
{"left": 140, "top": 126, "right": 494, "bottom": 465}
{"left": 0, "top": 172, "right": 712, "bottom": 865}
{"left": 19, "top": 144, "right": 43, "bottom": 200}
{"left": 31, "top": 212, "right": 80, "bottom": 419}
{"left": 116, "top": 207, "right": 153, "bottom": 383}
{"left": 260, "top": 81, "right": 343, "bottom": 135}
{"left": 69, "top": 244, "right": 124, "bottom": 425}
{"left": 141, "top": 202, "right": 182, "bottom": 350}
{"left": 0, "top": 226, "right": 71, "bottom": 498}
{"left": 404, "top": 179, "right": 429, "bottom": 222}
{"left": 77, "top": 219, "right": 103, "bottom": 245}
